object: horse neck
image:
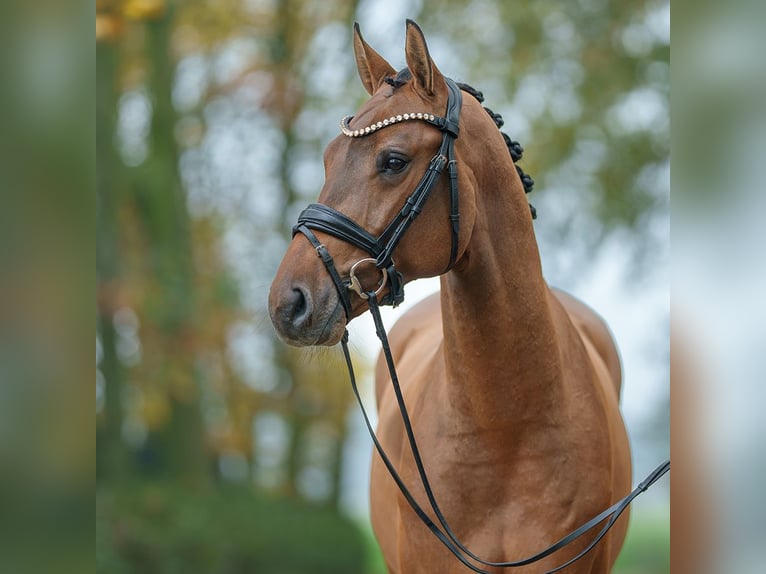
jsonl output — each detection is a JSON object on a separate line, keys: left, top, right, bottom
{"left": 439, "top": 158, "right": 564, "bottom": 438}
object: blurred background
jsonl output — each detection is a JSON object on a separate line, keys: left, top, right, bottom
{"left": 95, "top": 0, "right": 669, "bottom": 572}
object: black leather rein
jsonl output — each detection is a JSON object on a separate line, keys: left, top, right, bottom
{"left": 345, "top": 294, "right": 669, "bottom": 574}
{"left": 290, "top": 77, "right": 669, "bottom": 573}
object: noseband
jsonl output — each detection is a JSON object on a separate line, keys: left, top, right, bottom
{"left": 288, "top": 77, "right": 669, "bottom": 573}
{"left": 293, "top": 78, "right": 463, "bottom": 318}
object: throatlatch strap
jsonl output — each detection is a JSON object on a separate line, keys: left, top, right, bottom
{"left": 339, "top": 293, "right": 670, "bottom": 573}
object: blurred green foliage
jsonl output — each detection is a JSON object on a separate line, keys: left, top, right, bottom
{"left": 97, "top": 483, "right": 367, "bottom": 574}
{"left": 416, "top": 0, "right": 669, "bottom": 261}
{"left": 1, "top": 2, "right": 93, "bottom": 572}
{"left": 614, "top": 509, "right": 670, "bottom": 574}
{"left": 97, "top": 0, "right": 368, "bottom": 571}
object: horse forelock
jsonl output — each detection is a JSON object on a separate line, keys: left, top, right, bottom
{"left": 383, "top": 67, "right": 412, "bottom": 88}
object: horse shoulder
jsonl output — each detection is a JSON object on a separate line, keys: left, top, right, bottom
{"left": 551, "top": 287, "right": 623, "bottom": 399}
{"left": 550, "top": 287, "right": 632, "bottom": 567}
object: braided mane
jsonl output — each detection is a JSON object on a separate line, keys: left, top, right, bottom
{"left": 385, "top": 71, "right": 536, "bottom": 218}
{"left": 456, "top": 82, "right": 537, "bottom": 219}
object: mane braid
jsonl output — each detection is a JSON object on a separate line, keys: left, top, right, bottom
{"left": 457, "top": 81, "right": 537, "bottom": 219}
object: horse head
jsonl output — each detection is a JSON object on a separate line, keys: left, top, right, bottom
{"left": 269, "top": 21, "right": 486, "bottom": 347}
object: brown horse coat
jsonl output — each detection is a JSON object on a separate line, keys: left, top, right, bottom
{"left": 270, "top": 21, "right": 631, "bottom": 574}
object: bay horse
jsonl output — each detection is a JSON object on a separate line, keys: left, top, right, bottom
{"left": 269, "top": 21, "right": 632, "bottom": 573}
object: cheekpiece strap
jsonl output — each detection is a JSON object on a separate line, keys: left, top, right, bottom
{"left": 294, "top": 76, "right": 464, "bottom": 312}
{"left": 293, "top": 224, "right": 353, "bottom": 319}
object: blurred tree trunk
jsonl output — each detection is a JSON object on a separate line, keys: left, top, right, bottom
{"left": 267, "top": 0, "right": 360, "bottom": 508}
{"left": 96, "top": 34, "right": 129, "bottom": 482}
{"left": 271, "top": 0, "right": 305, "bottom": 500}
{"left": 134, "top": 7, "right": 208, "bottom": 485}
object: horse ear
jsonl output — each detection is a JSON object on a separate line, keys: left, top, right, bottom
{"left": 353, "top": 22, "right": 396, "bottom": 95}
{"left": 405, "top": 20, "right": 444, "bottom": 98}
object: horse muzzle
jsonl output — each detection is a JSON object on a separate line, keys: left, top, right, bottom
{"left": 268, "top": 279, "right": 346, "bottom": 346}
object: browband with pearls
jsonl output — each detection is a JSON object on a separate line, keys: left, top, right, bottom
{"left": 340, "top": 112, "right": 441, "bottom": 138}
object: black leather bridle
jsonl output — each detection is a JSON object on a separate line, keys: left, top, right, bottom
{"left": 290, "top": 77, "right": 669, "bottom": 573}
{"left": 293, "top": 78, "right": 463, "bottom": 318}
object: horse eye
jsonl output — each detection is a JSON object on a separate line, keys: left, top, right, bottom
{"left": 384, "top": 157, "right": 408, "bottom": 172}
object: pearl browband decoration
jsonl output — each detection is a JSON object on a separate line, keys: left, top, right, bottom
{"left": 340, "top": 113, "right": 439, "bottom": 138}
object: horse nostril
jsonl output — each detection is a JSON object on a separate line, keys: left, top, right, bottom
{"left": 287, "top": 285, "right": 312, "bottom": 328}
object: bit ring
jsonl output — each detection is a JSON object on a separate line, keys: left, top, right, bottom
{"left": 348, "top": 258, "right": 388, "bottom": 300}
